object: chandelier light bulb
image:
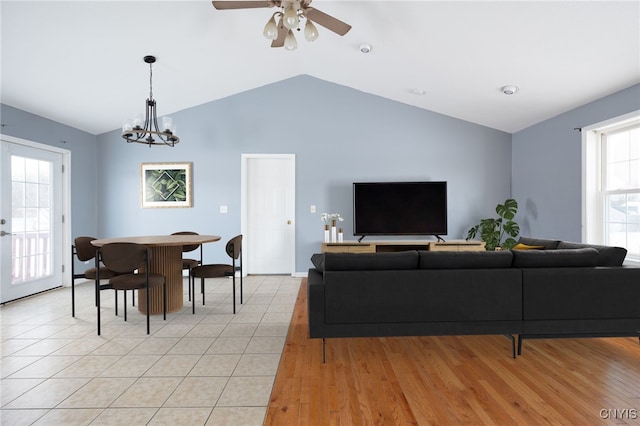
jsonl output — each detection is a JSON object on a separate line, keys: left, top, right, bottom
{"left": 263, "top": 15, "right": 279, "bottom": 40}
{"left": 284, "top": 29, "right": 298, "bottom": 50}
{"left": 122, "top": 119, "right": 133, "bottom": 133}
{"left": 304, "top": 19, "right": 319, "bottom": 42}
{"left": 283, "top": 6, "right": 299, "bottom": 30}
{"left": 162, "top": 117, "right": 174, "bottom": 133}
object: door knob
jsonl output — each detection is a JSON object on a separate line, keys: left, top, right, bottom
{"left": 0, "top": 230, "right": 13, "bottom": 237}
{"left": 287, "top": 220, "right": 292, "bottom": 225}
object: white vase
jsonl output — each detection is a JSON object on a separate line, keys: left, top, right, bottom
{"left": 324, "top": 226, "right": 330, "bottom": 243}
{"left": 331, "top": 220, "right": 337, "bottom": 243}
{"left": 338, "top": 228, "right": 343, "bottom": 243}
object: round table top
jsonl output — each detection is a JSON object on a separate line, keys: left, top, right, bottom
{"left": 91, "top": 234, "right": 221, "bottom": 247}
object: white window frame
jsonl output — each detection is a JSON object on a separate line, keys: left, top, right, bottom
{"left": 582, "top": 111, "right": 640, "bottom": 265}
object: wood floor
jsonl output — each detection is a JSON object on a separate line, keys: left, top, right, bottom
{"left": 265, "top": 280, "right": 640, "bottom": 425}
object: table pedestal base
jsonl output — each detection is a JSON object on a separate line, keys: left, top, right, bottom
{"left": 138, "top": 245, "right": 183, "bottom": 314}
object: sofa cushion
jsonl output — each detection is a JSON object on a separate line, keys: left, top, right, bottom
{"left": 517, "top": 237, "right": 561, "bottom": 250}
{"left": 314, "top": 251, "right": 419, "bottom": 272}
{"left": 512, "top": 248, "right": 598, "bottom": 268}
{"left": 557, "top": 241, "right": 627, "bottom": 266}
{"left": 418, "top": 250, "right": 513, "bottom": 269}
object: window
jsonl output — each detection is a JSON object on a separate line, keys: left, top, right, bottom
{"left": 584, "top": 113, "right": 640, "bottom": 264}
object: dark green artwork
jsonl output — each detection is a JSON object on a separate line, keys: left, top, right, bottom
{"left": 145, "top": 168, "right": 187, "bottom": 202}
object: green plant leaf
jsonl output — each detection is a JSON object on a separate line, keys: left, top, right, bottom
{"left": 503, "top": 237, "right": 518, "bottom": 250}
{"left": 496, "top": 198, "right": 518, "bottom": 220}
{"left": 503, "top": 221, "right": 520, "bottom": 237}
{"left": 466, "top": 225, "right": 479, "bottom": 240}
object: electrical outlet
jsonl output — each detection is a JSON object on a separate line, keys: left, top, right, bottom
{"left": 311, "top": 205, "right": 316, "bottom": 213}
{"left": 220, "top": 205, "right": 228, "bottom": 213}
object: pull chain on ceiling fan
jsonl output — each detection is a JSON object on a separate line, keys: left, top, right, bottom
{"left": 211, "top": 0, "right": 351, "bottom": 50}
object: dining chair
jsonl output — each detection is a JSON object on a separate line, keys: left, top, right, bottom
{"left": 171, "top": 231, "right": 202, "bottom": 301}
{"left": 71, "top": 236, "right": 121, "bottom": 317}
{"left": 190, "top": 234, "right": 243, "bottom": 314}
{"left": 95, "top": 242, "right": 167, "bottom": 335}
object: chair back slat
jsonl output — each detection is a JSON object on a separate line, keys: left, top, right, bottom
{"left": 74, "top": 236, "right": 98, "bottom": 261}
{"left": 172, "top": 231, "right": 200, "bottom": 253}
{"left": 226, "top": 235, "right": 242, "bottom": 260}
{"left": 101, "top": 243, "right": 149, "bottom": 273}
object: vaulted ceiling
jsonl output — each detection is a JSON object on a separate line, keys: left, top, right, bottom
{"left": 2, "top": 1, "right": 638, "bottom": 135}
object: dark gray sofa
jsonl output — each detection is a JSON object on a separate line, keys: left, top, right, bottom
{"left": 307, "top": 238, "right": 640, "bottom": 359}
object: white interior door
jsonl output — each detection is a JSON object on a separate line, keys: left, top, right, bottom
{"left": 242, "top": 154, "right": 295, "bottom": 274}
{"left": 1, "top": 138, "right": 65, "bottom": 303}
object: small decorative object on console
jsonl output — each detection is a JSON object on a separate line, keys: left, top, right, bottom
{"left": 321, "top": 213, "right": 344, "bottom": 243}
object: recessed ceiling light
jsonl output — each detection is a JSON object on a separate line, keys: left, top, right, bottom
{"left": 359, "top": 43, "right": 372, "bottom": 53}
{"left": 412, "top": 88, "right": 426, "bottom": 95}
{"left": 501, "top": 85, "right": 519, "bottom": 95}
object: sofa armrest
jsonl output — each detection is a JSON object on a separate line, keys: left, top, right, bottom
{"left": 307, "top": 268, "right": 326, "bottom": 338}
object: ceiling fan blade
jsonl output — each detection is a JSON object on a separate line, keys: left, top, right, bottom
{"left": 211, "top": 1, "right": 275, "bottom": 10}
{"left": 304, "top": 7, "right": 351, "bottom": 36}
{"left": 271, "top": 16, "right": 286, "bottom": 48}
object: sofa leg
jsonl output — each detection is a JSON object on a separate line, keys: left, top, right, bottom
{"left": 517, "top": 335, "right": 523, "bottom": 356}
{"left": 322, "top": 338, "right": 326, "bottom": 363}
{"left": 504, "top": 334, "right": 516, "bottom": 359}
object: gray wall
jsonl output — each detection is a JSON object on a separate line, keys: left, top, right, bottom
{"left": 96, "top": 75, "right": 512, "bottom": 272}
{"left": 5, "top": 78, "right": 638, "bottom": 273}
{"left": 512, "top": 84, "right": 640, "bottom": 241}
{"left": 1, "top": 104, "right": 98, "bottom": 240}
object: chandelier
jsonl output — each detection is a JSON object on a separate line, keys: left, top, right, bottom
{"left": 263, "top": 3, "right": 319, "bottom": 50}
{"left": 122, "top": 55, "right": 179, "bottom": 147}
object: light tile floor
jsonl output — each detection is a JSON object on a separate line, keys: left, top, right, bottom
{"left": 0, "top": 275, "right": 301, "bottom": 425}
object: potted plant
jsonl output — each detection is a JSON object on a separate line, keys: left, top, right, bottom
{"left": 466, "top": 198, "right": 520, "bottom": 251}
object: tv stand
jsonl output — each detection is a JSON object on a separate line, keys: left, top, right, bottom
{"left": 321, "top": 240, "right": 485, "bottom": 253}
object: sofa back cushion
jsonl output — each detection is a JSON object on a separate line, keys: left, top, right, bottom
{"left": 312, "top": 251, "right": 419, "bottom": 272}
{"left": 324, "top": 269, "right": 523, "bottom": 324}
{"left": 517, "top": 236, "right": 561, "bottom": 250}
{"left": 556, "top": 241, "right": 627, "bottom": 266}
{"left": 511, "top": 248, "right": 598, "bottom": 268}
{"left": 418, "top": 250, "right": 513, "bottom": 269}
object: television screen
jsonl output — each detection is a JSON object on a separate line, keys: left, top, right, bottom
{"left": 353, "top": 181, "right": 447, "bottom": 237}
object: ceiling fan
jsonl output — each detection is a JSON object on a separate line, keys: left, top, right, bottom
{"left": 211, "top": 1, "right": 352, "bottom": 50}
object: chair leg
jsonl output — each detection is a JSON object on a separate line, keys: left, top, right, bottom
{"left": 96, "top": 279, "right": 101, "bottom": 336}
{"left": 232, "top": 274, "right": 236, "bottom": 314}
{"left": 123, "top": 291, "right": 127, "bottom": 322}
{"left": 132, "top": 290, "right": 135, "bottom": 306}
{"left": 201, "top": 278, "right": 206, "bottom": 305}
{"left": 163, "top": 280, "right": 167, "bottom": 321}
{"left": 188, "top": 268, "right": 192, "bottom": 301}
{"left": 191, "top": 274, "right": 195, "bottom": 315}
{"left": 72, "top": 280, "right": 76, "bottom": 317}
{"left": 240, "top": 273, "right": 243, "bottom": 305}
{"left": 146, "top": 284, "right": 150, "bottom": 335}
{"left": 114, "top": 290, "right": 118, "bottom": 316}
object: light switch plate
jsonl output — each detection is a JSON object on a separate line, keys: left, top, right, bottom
{"left": 220, "top": 205, "right": 228, "bottom": 213}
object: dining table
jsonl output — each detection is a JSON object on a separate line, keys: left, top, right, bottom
{"left": 91, "top": 234, "right": 221, "bottom": 315}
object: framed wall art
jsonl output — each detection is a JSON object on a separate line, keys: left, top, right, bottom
{"left": 141, "top": 162, "right": 192, "bottom": 208}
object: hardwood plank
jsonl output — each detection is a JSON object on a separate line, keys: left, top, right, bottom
{"left": 265, "top": 281, "right": 640, "bottom": 425}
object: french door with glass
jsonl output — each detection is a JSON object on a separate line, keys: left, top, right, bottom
{"left": 1, "top": 139, "right": 64, "bottom": 303}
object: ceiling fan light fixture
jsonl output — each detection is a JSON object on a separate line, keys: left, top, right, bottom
{"left": 284, "top": 29, "right": 298, "bottom": 50}
{"left": 283, "top": 6, "right": 299, "bottom": 30}
{"left": 263, "top": 14, "right": 279, "bottom": 40}
{"left": 304, "top": 19, "right": 319, "bottom": 42}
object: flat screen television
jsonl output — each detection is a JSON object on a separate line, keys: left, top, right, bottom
{"left": 353, "top": 181, "right": 447, "bottom": 240}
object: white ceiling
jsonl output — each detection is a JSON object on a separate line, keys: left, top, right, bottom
{"left": 2, "top": 1, "right": 639, "bottom": 135}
